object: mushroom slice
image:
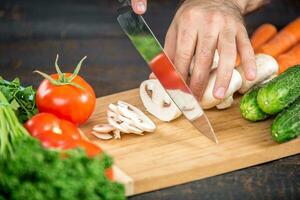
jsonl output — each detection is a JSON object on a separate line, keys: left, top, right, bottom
{"left": 120, "top": 122, "right": 144, "bottom": 135}
{"left": 113, "top": 129, "right": 121, "bottom": 139}
{"left": 107, "top": 116, "right": 130, "bottom": 133}
{"left": 200, "top": 69, "right": 242, "bottom": 109}
{"left": 117, "top": 101, "right": 156, "bottom": 132}
{"left": 92, "top": 132, "right": 113, "bottom": 140}
{"left": 108, "top": 103, "right": 121, "bottom": 114}
{"left": 140, "top": 79, "right": 182, "bottom": 122}
{"left": 93, "top": 124, "right": 115, "bottom": 133}
{"left": 237, "top": 54, "right": 278, "bottom": 94}
{"left": 216, "top": 96, "right": 234, "bottom": 110}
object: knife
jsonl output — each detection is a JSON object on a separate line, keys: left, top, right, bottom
{"left": 117, "top": 0, "right": 218, "bottom": 143}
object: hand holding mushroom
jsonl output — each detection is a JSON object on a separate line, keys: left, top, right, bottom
{"left": 140, "top": 53, "right": 279, "bottom": 122}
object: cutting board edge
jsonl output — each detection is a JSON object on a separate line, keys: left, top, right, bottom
{"left": 129, "top": 140, "right": 300, "bottom": 195}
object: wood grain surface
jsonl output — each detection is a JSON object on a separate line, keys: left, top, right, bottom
{"left": 80, "top": 88, "right": 300, "bottom": 196}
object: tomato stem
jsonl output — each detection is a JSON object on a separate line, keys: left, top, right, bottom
{"left": 55, "top": 54, "right": 63, "bottom": 80}
{"left": 67, "top": 56, "right": 87, "bottom": 82}
{"left": 34, "top": 55, "right": 87, "bottom": 90}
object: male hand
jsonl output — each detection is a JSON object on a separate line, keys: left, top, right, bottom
{"left": 132, "top": 0, "right": 257, "bottom": 100}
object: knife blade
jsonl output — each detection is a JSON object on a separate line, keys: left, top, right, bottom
{"left": 117, "top": 1, "right": 218, "bottom": 143}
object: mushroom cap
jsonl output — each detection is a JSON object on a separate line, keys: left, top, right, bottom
{"left": 237, "top": 53, "right": 278, "bottom": 94}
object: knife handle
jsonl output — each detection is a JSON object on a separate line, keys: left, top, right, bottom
{"left": 117, "top": 0, "right": 131, "bottom": 6}
{"left": 117, "top": 0, "right": 132, "bottom": 15}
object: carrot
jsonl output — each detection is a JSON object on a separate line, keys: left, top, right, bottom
{"left": 276, "top": 43, "right": 300, "bottom": 74}
{"left": 251, "top": 23, "right": 277, "bottom": 51}
{"left": 256, "top": 17, "right": 300, "bottom": 57}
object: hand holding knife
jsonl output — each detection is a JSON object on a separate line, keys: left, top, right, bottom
{"left": 117, "top": 0, "right": 218, "bottom": 143}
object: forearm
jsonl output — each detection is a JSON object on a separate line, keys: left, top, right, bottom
{"left": 179, "top": 0, "right": 269, "bottom": 14}
{"left": 236, "top": 0, "right": 270, "bottom": 14}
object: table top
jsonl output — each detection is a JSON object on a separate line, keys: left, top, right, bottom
{"left": 0, "top": 0, "right": 299, "bottom": 199}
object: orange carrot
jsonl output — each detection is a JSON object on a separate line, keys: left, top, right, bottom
{"left": 256, "top": 17, "right": 300, "bottom": 57}
{"left": 276, "top": 43, "right": 300, "bottom": 74}
{"left": 251, "top": 23, "right": 277, "bottom": 51}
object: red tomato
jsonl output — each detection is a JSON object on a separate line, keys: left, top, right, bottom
{"left": 75, "top": 139, "right": 102, "bottom": 157}
{"left": 25, "top": 113, "right": 81, "bottom": 148}
{"left": 36, "top": 73, "right": 96, "bottom": 125}
{"left": 105, "top": 167, "right": 114, "bottom": 180}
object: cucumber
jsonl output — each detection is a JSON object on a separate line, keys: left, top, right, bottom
{"left": 271, "top": 97, "right": 300, "bottom": 143}
{"left": 257, "top": 65, "right": 300, "bottom": 114}
{"left": 240, "top": 85, "right": 269, "bottom": 121}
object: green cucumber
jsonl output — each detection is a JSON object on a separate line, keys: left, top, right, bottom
{"left": 257, "top": 65, "right": 300, "bottom": 114}
{"left": 271, "top": 97, "right": 300, "bottom": 143}
{"left": 240, "top": 85, "right": 269, "bottom": 121}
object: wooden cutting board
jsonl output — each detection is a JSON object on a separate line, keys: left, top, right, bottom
{"left": 80, "top": 88, "right": 300, "bottom": 196}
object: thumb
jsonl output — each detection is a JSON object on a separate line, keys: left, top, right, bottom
{"left": 131, "top": 0, "right": 147, "bottom": 14}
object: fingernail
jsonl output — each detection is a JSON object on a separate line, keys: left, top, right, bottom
{"left": 215, "top": 87, "right": 225, "bottom": 99}
{"left": 136, "top": 1, "right": 146, "bottom": 13}
{"left": 247, "top": 67, "right": 256, "bottom": 80}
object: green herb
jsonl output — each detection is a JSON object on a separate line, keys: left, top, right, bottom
{"left": 0, "top": 137, "right": 125, "bottom": 200}
{"left": 0, "top": 77, "right": 37, "bottom": 123}
{"left": 0, "top": 91, "right": 30, "bottom": 158}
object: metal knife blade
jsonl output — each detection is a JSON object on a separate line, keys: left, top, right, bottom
{"left": 117, "top": 3, "right": 218, "bottom": 143}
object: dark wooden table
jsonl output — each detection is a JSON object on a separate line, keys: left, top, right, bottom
{"left": 0, "top": 0, "right": 299, "bottom": 199}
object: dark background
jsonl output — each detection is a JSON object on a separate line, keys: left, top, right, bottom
{"left": 0, "top": 0, "right": 299, "bottom": 199}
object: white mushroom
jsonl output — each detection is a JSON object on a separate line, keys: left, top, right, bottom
{"left": 237, "top": 54, "right": 278, "bottom": 94}
{"left": 200, "top": 69, "right": 242, "bottom": 109}
{"left": 140, "top": 79, "right": 182, "bottom": 122}
{"left": 93, "top": 124, "right": 115, "bottom": 133}
{"left": 113, "top": 129, "right": 121, "bottom": 139}
{"left": 117, "top": 101, "right": 156, "bottom": 132}
{"left": 119, "top": 121, "right": 144, "bottom": 135}
{"left": 92, "top": 132, "right": 113, "bottom": 140}
{"left": 189, "top": 50, "right": 219, "bottom": 75}
{"left": 216, "top": 96, "right": 234, "bottom": 110}
{"left": 107, "top": 116, "right": 130, "bottom": 133}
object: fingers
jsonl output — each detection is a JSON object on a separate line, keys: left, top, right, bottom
{"left": 164, "top": 24, "right": 177, "bottom": 63}
{"left": 189, "top": 16, "right": 220, "bottom": 99}
{"left": 237, "top": 25, "right": 256, "bottom": 81}
{"left": 131, "top": 0, "right": 147, "bottom": 14}
{"left": 174, "top": 25, "right": 197, "bottom": 81}
{"left": 213, "top": 25, "right": 237, "bottom": 99}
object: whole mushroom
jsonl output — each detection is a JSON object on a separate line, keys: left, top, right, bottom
{"left": 200, "top": 69, "right": 242, "bottom": 109}
{"left": 237, "top": 53, "right": 278, "bottom": 94}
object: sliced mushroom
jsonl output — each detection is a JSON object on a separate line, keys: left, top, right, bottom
{"left": 237, "top": 54, "right": 278, "bottom": 94}
{"left": 93, "top": 124, "right": 115, "bottom": 133}
{"left": 113, "top": 129, "right": 121, "bottom": 139}
{"left": 107, "top": 116, "right": 130, "bottom": 133}
{"left": 120, "top": 121, "right": 144, "bottom": 135}
{"left": 140, "top": 79, "right": 182, "bottom": 122}
{"left": 200, "top": 69, "right": 242, "bottom": 109}
{"left": 92, "top": 132, "right": 113, "bottom": 140}
{"left": 117, "top": 101, "right": 156, "bottom": 132}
